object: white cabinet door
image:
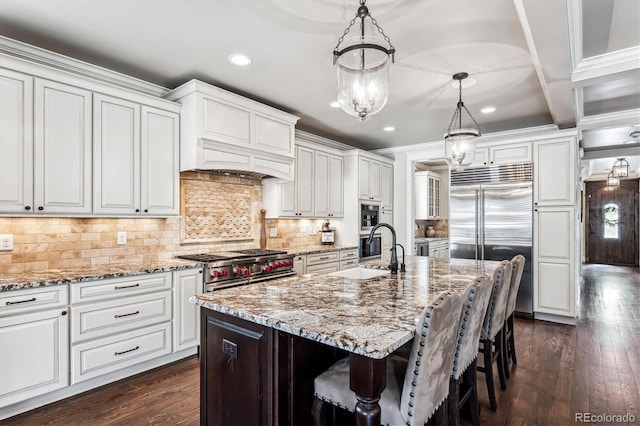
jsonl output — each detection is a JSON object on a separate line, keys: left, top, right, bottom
{"left": 328, "top": 154, "right": 344, "bottom": 217}
{"left": 368, "top": 160, "right": 382, "bottom": 201}
{"left": 533, "top": 206, "right": 575, "bottom": 317}
{"left": 358, "top": 157, "right": 370, "bottom": 200}
{"left": 295, "top": 145, "right": 315, "bottom": 217}
{"left": 173, "top": 268, "right": 203, "bottom": 351}
{"left": 472, "top": 143, "right": 531, "bottom": 166}
{"left": 533, "top": 138, "right": 576, "bottom": 207}
{"left": 314, "top": 150, "right": 330, "bottom": 218}
{"left": 0, "top": 308, "right": 69, "bottom": 407}
{"left": 293, "top": 255, "right": 307, "bottom": 275}
{"left": 34, "top": 79, "right": 92, "bottom": 214}
{"left": 380, "top": 210, "right": 393, "bottom": 261}
{"left": 415, "top": 171, "right": 440, "bottom": 220}
{"left": 428, "top": 175, "right": 440, "bottom": 218}
{"left": 141, "top": 106, "right": 179, "bottom": 215}
{"left": 93, "top": 94, "right": 141, "bottom": 214}
{"left": 278, "top": 180, "right": 296, "bottom": 217}
{"left": 0, "top": 69, "right": 33, "bottom": 213}
{"left": 470, "top": 147, "right": 489, "bottom": 167}
{"left": 381, "top": 163, "right": 393, "bottom": 212}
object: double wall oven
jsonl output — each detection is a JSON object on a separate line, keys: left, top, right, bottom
{"left": 176, "top": 249, "right": 295, "bottom": 292}
{"left": 359, "top": 202, "right": 382, "bottom": 260}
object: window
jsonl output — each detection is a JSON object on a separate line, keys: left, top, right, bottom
{"left": 603, "top": 203, "right": 618, "bottom": 239}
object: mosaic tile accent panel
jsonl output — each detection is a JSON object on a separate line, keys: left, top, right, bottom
{"left": 181, "top": 172, "right": 256, "bottom": 243}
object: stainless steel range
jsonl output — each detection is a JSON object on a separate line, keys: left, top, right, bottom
{"left": 176, "top": 249, "right": 295, "bottom": 292}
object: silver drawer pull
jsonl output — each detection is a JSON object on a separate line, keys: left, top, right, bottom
{"left": 319, "top": 256, "right": 330, "bottom": 260}
{"left": 114, "top": 310, "right": 140, "bottom": 319}
{"left": 114, "top": 283, "right": 140, "bottom": 290}
{"left": 115, "top": 346, "right": 140, "bottom": 356}
{"left": 6, "top": 297, "right": 36, "bottom": 305}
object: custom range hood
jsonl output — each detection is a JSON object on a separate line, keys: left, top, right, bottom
{"left": 165, "top": 80, "right": 299, "bottom": 181}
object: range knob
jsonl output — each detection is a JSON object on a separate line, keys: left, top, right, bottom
{"left": 262, "top": 263, "right": 272, "bottom": 273}
{"left": 233, "top": 266, "right": 242, "bottom": 275}
{"left": 222, "top": 270, "right": 228, "bottom": 277}
{"left": 212, "top": 270, "right": 221, "bottom": 278}
{"left": 243, "top": 268, "right": 250, "bottom": 276}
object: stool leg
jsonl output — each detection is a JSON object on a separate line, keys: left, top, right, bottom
{"left": 481, "top": 339, "right": 497, "bottom": 411}
{"left": 503, "top": 321, "right": 510, "bottom": 379}
{"left": 467, "top": 359, "right": 481, "bottom": 426}
{"left": 312, "top": 397, "right": 326, "bottom": 426}
{"left": 449, "top": 376, "right": 460, "bottom": 426}
{"left": 495, "top": 329, "right": 508, "bottom": 391}
{"left": 508, "top": 314, "right": 517, "bottom": 365}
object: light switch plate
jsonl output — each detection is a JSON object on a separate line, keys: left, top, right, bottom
{"left": 0, "top": 234, "right": 13, "bottom": 251}
{"left": 269, "top": 228, "right": 277, "bottom": 237}
{"left": 117, "top": 231, "right": 127, "bottom": 245}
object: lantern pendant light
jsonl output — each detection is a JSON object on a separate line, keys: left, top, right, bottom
{"left": 607, "top": 170, "right": 620, "bottom": 187}
{"left": 444, "top": 72, "right": 480, "bottom": 171}
{"left": 612, "top": 157, "right": 629, "bottom": 178}
{"left": 333, "top": 0, "right": 395, "bottom": 121}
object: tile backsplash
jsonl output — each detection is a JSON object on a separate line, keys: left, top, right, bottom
{"left": 0, "top": 172, "right": 322, "bottom": 275}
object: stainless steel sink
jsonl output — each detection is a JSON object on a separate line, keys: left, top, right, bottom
{"left": 327, "top": 268, "right": 389, "bottom": 279}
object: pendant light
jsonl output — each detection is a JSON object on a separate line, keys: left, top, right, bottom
{"left": 333, "top": 0, "right": 395, "bottom": 121}
{"left": 445, "top": 72, "right": 480, "bottom": 171}
{"left": 612, "top": 157, "right": 629, "bottom": 178}
{"left": 607, "top": 170, "right": 620, "bottom": 187}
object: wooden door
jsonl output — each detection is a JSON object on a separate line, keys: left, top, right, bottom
{"left": 586, "top": 180, "right": 639, "bottom": 266}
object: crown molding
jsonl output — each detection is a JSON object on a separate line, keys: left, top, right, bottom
{"left": 0, "top": 36, "right": 169, "bottom": 97}
{"left": 294, "top": 130, "right": 354, "bottom": 151}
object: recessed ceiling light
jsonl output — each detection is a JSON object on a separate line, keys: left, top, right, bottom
{"left": 383, "top": 126, "right": 395, "bottom": 132}
{"left": 451, "top": 77, "right": 477, "bottom": 89}
{"left": 228, "top": 53, "right": 253, "bottom": 67}
{"left": 481, "top": 106, "right": 496, "bottom": 114}
{"left": 329, "top": 101, "right": 340, "bottom": 108}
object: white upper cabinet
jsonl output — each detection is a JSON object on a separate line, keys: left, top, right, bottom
{"left": 381, "top": 162, "right": 393, "bottom": 212}
{"left": 93, "top": 94, "right": 141, "bottom": 215}
{"left": 415, "top": 171, "right": 441, "bottom": 220}
{"left": 278, "top": 145, "right": 314, "bottom": 217}
{"left": 166, "top": 80, "right": 299, "bottom": 180}
{"left": 359, "top": 157, "right": 382, "bottom": 201}
{"left": 314, "top": 151, "right": 344, "bottom": 218}
{"left": 0, "top": 69, "right": 33, "bottom": 213}
{"left": 471, "top": 142, "right": 532, "bottom": 167}
{"left": 0, "top": 72, "right": 92, "bottom": 215}
{"left": 141, "top": 106, "right": 180, "bottom": 215}
{"left": 34, "top": 79, "right": 92, "bottom": 214}
{"left": 94, "top": 95, "right": 179, "bottom": 216}
{"left": 533, "top": 137, "right": 576, "bottom": 206}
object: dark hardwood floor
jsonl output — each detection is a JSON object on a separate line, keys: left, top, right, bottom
{"left": 4, "top": 264, "right": 639, "bottom": 425}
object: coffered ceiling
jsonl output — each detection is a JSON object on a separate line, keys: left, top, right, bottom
{"left": 0, "top": 0, "right": 638, "bottom": 176}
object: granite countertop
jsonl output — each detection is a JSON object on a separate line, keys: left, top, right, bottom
{"left": 0, "top": 259, "right": 202, "bottom": 292}
{"left": 414, "top": 237, "right": 449, "bottom": 243}
{"left": 191, "top": 256, "right": 500, "bottom": 359}
{"left": 286, "top": 245, "right": 358, "bottom": 256}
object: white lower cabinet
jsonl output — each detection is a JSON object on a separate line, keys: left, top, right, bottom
{"left": 172, "top": 268, "right": 203, "bottom": 351}
{"left": 533, "top": 206, "right": 575, "bottom": 317}
{"left": 0, "top": 286, "right": 69, "bottom": 408}
{"left": 70, "top": 272, "right": 175, "bottom": 384}
{"left": 292, "top": 249, "right": 357, "bottom": 274}
{"left": 71, "top": 322, "right": 172, "bottom": 384}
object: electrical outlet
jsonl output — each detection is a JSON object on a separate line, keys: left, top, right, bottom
{"left": 117, "top": 231, "right": 127, "bottom": 245}
{"left": 269, "top": 228, "right": 277, "bottom": 237}
{"left": 0, "top": 234, "right": 13, "bottom": 251}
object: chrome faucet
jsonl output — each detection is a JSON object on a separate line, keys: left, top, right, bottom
{"left": 367, "top": 223, "right": 398, "bottom": 275}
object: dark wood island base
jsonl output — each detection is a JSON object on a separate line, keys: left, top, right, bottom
{"left": 200, "top": 308, "right": 346, "bottom": 426}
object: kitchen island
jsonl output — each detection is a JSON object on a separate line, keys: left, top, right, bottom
{"left": 191, "top": 256, "right": 500, "bottom": 426}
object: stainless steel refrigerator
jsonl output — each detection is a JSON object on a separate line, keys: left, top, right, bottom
{"left": 449, "top": 163, "right": 533, "bottom": 317}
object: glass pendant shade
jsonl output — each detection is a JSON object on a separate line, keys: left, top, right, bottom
{"left": 444, "top": 72, "right": 480, "bottom": 171}
{"left": 445, "top": 129, "right": 478, "bottom": 171}
{"left": 612, "top": 158, "right": 629, "bottom": 177}
{"left": 607, "top": 171, "right": 620, "bottom": 187}
{"left": 336, "top": 36, "right": 390, "bottom": 121}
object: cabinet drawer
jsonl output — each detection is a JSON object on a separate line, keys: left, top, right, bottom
{"left": 307, "top": 263, "right": 339, "bottom": 274}
{"left": 340, "top": 259, "right": 358, "bottom": 270}
{"left": 0, "top": 285, "right": 68, "bottom": 317}
{"left": 306, "top": 251, "right": 339, "bottom": 266}
{"left": 71, "top": 290, "right": 172, "bottom": 343}
{"left": 71, "top": 272, "right": 171, "bottom": 304}
{"left": 71, "top": 322, "right": 171, "bottom": 384}
{"left": 339, "top": 249, "right": 358, "bottom": 261}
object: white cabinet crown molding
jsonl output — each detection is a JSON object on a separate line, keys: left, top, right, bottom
{"left": 0, "top": 36, "right": 169, "bottom": 97}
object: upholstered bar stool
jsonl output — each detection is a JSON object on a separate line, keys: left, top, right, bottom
{"left": 477, "top": 260, "right": 512, "bottom": 411}
{"left": 503, "top": 254, "right": 526, "bottom": 378}
{"left": 448, "top": 276, "right": 493, "bottom": 426}
{"left": 312, "top": 290, "right": 464, "bottom": 426}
